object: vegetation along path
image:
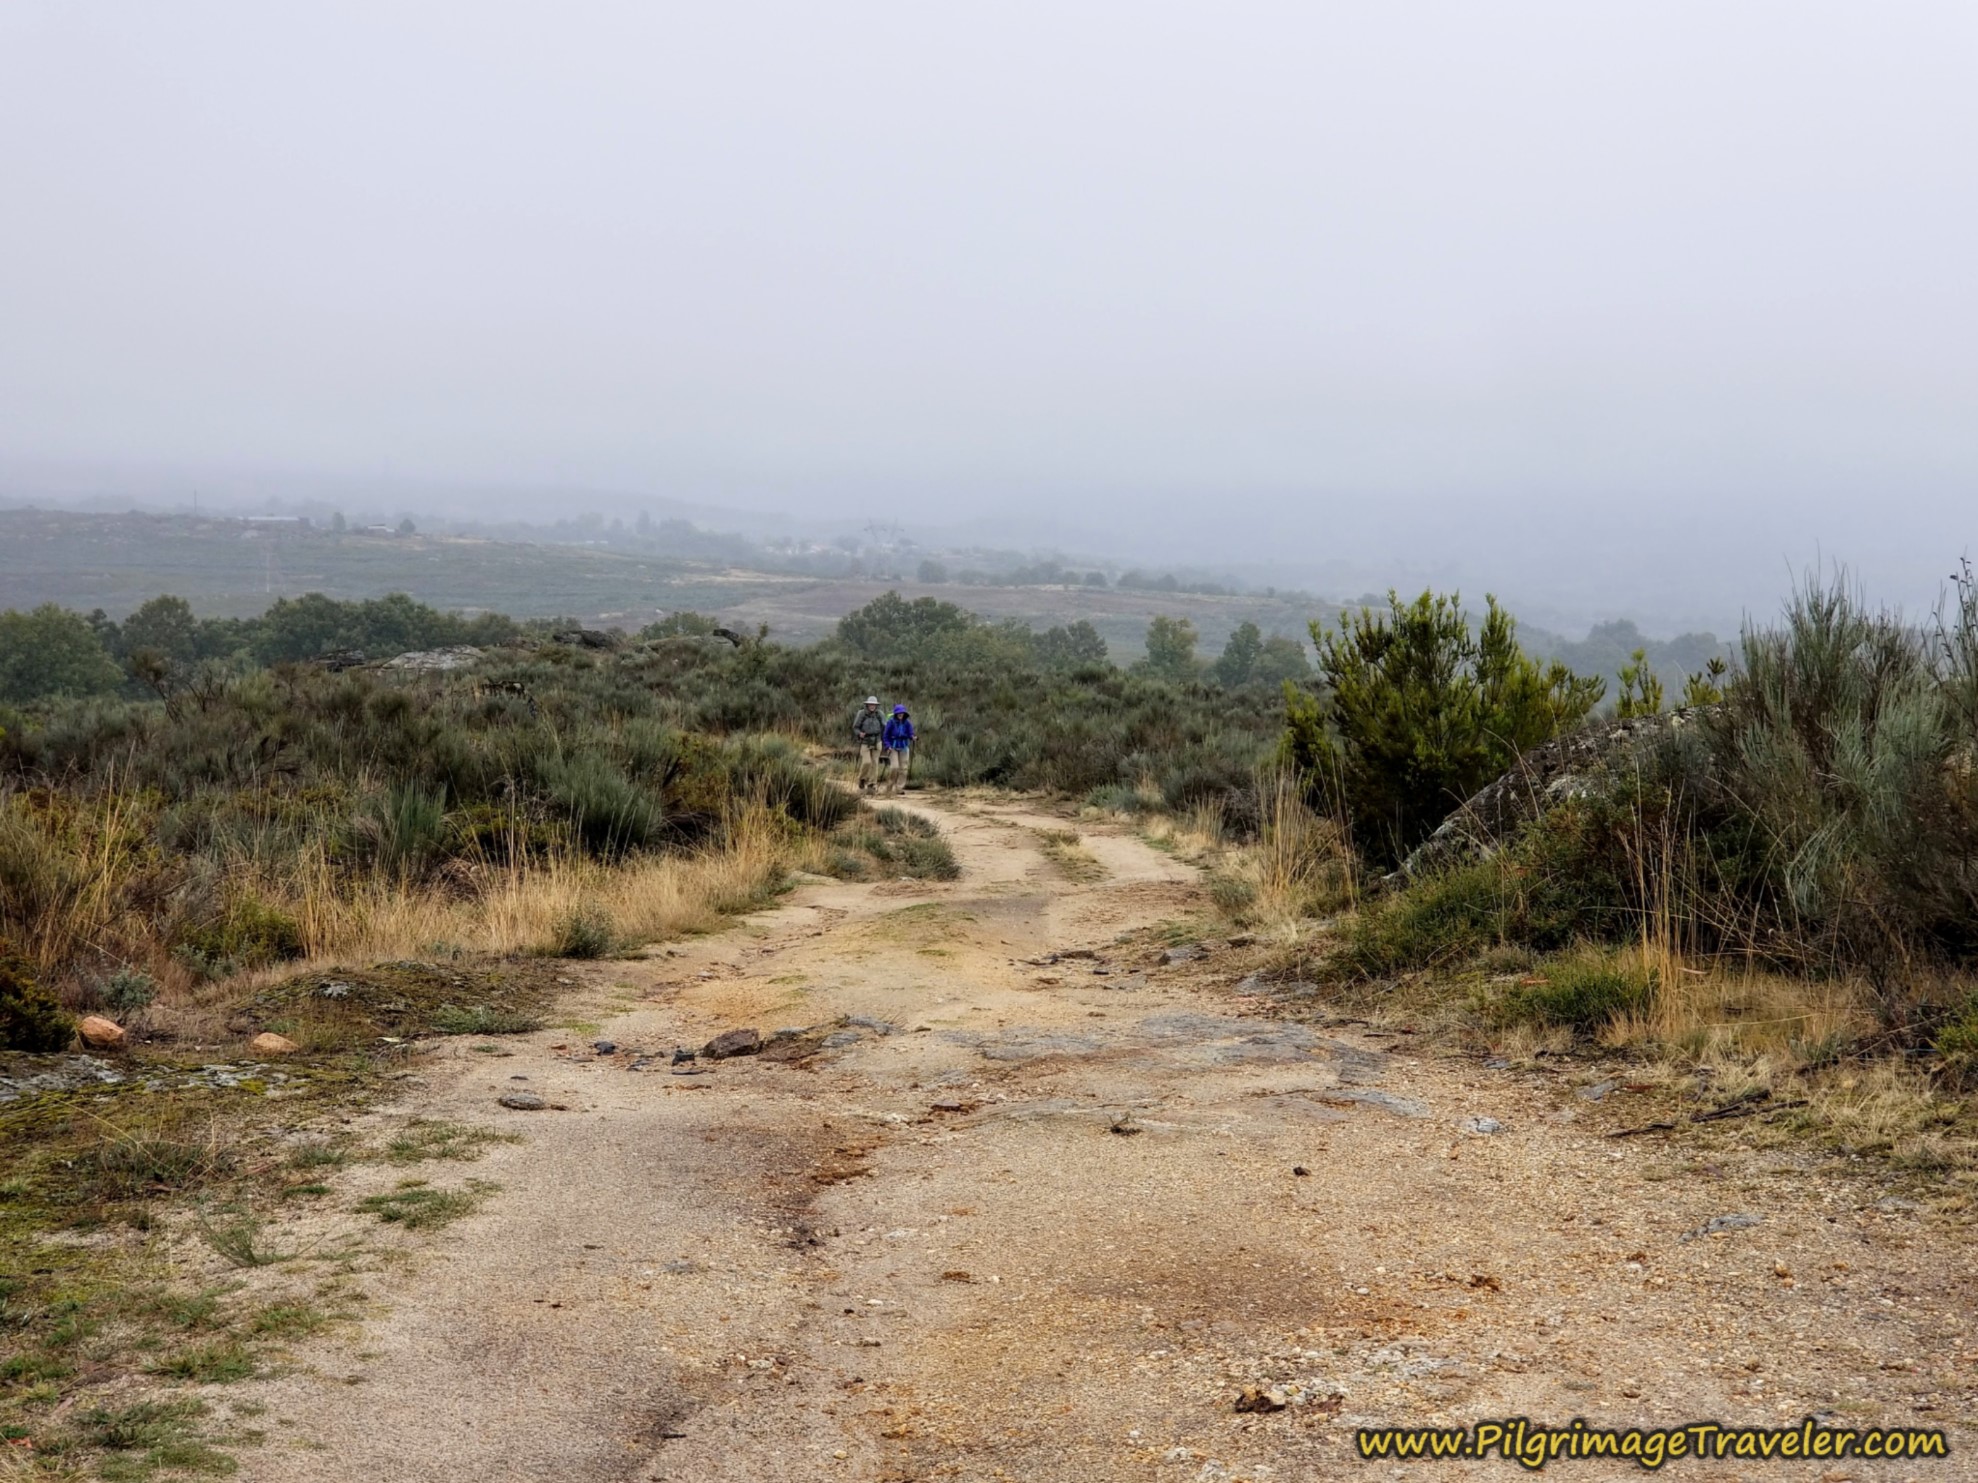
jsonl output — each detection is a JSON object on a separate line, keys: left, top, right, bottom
{"left": 242, "top": 799, "right": 1975, "bottom": 1482}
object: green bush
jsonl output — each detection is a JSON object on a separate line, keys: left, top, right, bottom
{"left": 1337, "top": 862, "right": 1506, "bottom": 978}
{"left": 1937, "top": 998, "right": 1978, "bottom": 1084}
{"left": 1284, "top": 590, "right": 1604, "bottom": 868}
{"left": 96, "top": 968, "right": 158, "bottom": 1015}
{"left": 1498, "top": 953, "right": 1651, "bottom": 1034}
{"left": 0, "top": 944, "right": 74, "bottom": 1051}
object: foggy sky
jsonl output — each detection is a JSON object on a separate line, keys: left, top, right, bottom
{"left": 2, "top": 2, "right": 1974, "bottom": 628}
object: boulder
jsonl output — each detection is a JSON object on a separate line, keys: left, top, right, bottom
{"left": 1387, "top": 708, "right": 1714, "bottom": 885}
{"left": 249, "top": 1031, "right": 300, "bottom": 1057}
{"left": 701, "top": 1027, "right": 763, "bottom": 1060}
{"left": 78, "top": 1015, "right": 127, "bottom": 1050}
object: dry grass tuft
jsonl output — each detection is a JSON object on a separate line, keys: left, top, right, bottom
{"left": 1035, "top": 828, "right": 1104, "bottom": 883}
{"left": 1602, "top": 958, "right": 1877, "bottom": 1066}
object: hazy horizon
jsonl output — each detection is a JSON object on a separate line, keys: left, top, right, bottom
{"left": 4, "top": 3, "right": 1973, "bottom": 632}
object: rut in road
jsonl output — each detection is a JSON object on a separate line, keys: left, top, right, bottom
{"left": 244, "top": 796, "right": 1977, "bottom": 1482}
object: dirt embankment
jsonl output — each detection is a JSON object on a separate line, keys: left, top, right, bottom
{"left": 230, "top": 797, "right": 1975, "bottom": 1483}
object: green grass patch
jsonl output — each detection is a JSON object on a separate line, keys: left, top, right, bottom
{"left": 71, "top": 1396, "right": 236, "bottom": 1479}
{"left": 284, "top": 1140, "right": 352, "bottom": 1171}
{"left": 430, "top": 1004, "right": 543, "bottom": 1036}
{"left": 247, "top": 1303, "right": 327, "bottom": 1341}
{"left": 147, "top": 1340, "right": 258, "bottom": 1384}
{"left": 355, "top": 1178, "right": 498, "bottom": 1231}
{"left": 384, "top": 1119, "right": 519, "bottom": 1165}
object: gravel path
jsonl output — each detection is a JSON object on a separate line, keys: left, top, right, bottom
{"left": 241, "top": 797, "right": 1978, "bottom": 1482}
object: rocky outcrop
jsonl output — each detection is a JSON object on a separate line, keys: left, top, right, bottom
{"left": 382, "top": 646, "right": 483, "bottom": 672}
{"left": 550, "top": 627, "right": 623, "bottom": 651}
{"left": 1386, "top": 709, "right": 1709, "bottom": 885}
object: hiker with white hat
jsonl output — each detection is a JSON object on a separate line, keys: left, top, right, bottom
{"left": 851, "top": 695, "right": 886, "bottom": 792}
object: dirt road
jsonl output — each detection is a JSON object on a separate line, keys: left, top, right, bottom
{"left": 247, "top": 798, "right": 1976, "bottom": 1482}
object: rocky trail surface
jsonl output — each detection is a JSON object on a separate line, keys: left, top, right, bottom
{"left": 245, "top": 798, "right": 1976, "bottom": 1482}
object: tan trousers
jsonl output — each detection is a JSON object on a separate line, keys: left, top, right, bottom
{"left": 883, "top": 747, "right": 911, "bottom": 795}
{"left": 858, "top": 743, "right": 882, "bottom": 787}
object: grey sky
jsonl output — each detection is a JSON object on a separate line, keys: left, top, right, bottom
{"left": 2, "top": 2, "right": 1973, "bottom": 627}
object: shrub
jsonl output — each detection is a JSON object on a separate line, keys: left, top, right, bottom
{"left": 97, "top": 967, "right": 158, "bottom": 1014}
{"left": 549, "top": 904, "right": 616, "bottom": 959}
{"left": 1284, "top": 590, "right": 1604, "bottom": 868}
{"left": 0, "top": 944, "right": 73, "bottom": 1051}
{"left": 533, "top": 754, "right": 666, "bottom": 856}
{"left": 1336, "top": 862, "right": 1506, "bottom": 979}
{"left": 894, "top": 834, "right": 960, "bottom": 880}
{"left": 727, "top": 737, "right": 856, "bottom": 831}
{"left": 350, "top": 782, "right": 451, "bottom": 877}
{"left": 1937, "top": 997, "right": 1978, "bottom": 1085}
{"left": 1497, "top": 952, "right": 1652, "bottom": 1034}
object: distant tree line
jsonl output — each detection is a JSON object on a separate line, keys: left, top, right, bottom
{"left": 0, "top": 594, "right": 521, "bottom": 705}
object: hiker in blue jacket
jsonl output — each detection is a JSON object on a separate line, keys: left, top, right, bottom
{"left": 881, "top": 704, "right": 916, "bottom": 796}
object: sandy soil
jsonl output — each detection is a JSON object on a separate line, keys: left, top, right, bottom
{"left": 241, "top": 798, "right": 1978, "bottom": 1483}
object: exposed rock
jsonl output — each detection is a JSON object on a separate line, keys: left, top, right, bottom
{"left": 550, "top": 626, "right": 622, "bottom": 651}
{"left": 248, "top": 1032, "right": 300, "bottom": 1057}
{"left": 498, "top": 1091, "right": 547, "bottom": 1110}
{"left": 1388, "top": 708, "right": 1713, "bottom": 885}
{"left": 701, "top": 1027, "right": 763, "bottom": 1060}
{"left": 0, "top": 1054, "right": 126, "bottom": 1104}
{"left": 78, "top": 1015, "right": 127, "bottom": 1050}
{"left": 382, "top": 645, "right": 483, "bottom": 672}
{"left": 1158, "top": 945, "right": 1202, "bottom": 966}
{"left": 592, "top": 1040, "right": 617, "bottom": 1055}
{"left": 1459, "top": 1115, "right": 1503, "bottom": 1135}
{"left": 1233, "top": 1385, "right": 1288, "bottom": 1413}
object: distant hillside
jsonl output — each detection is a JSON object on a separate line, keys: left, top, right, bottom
{"left": 0, "top": 508, "right": 1329, "bottom": 660}
{"left": 0, "top": 507, "right": 1728, "bottom": 673}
